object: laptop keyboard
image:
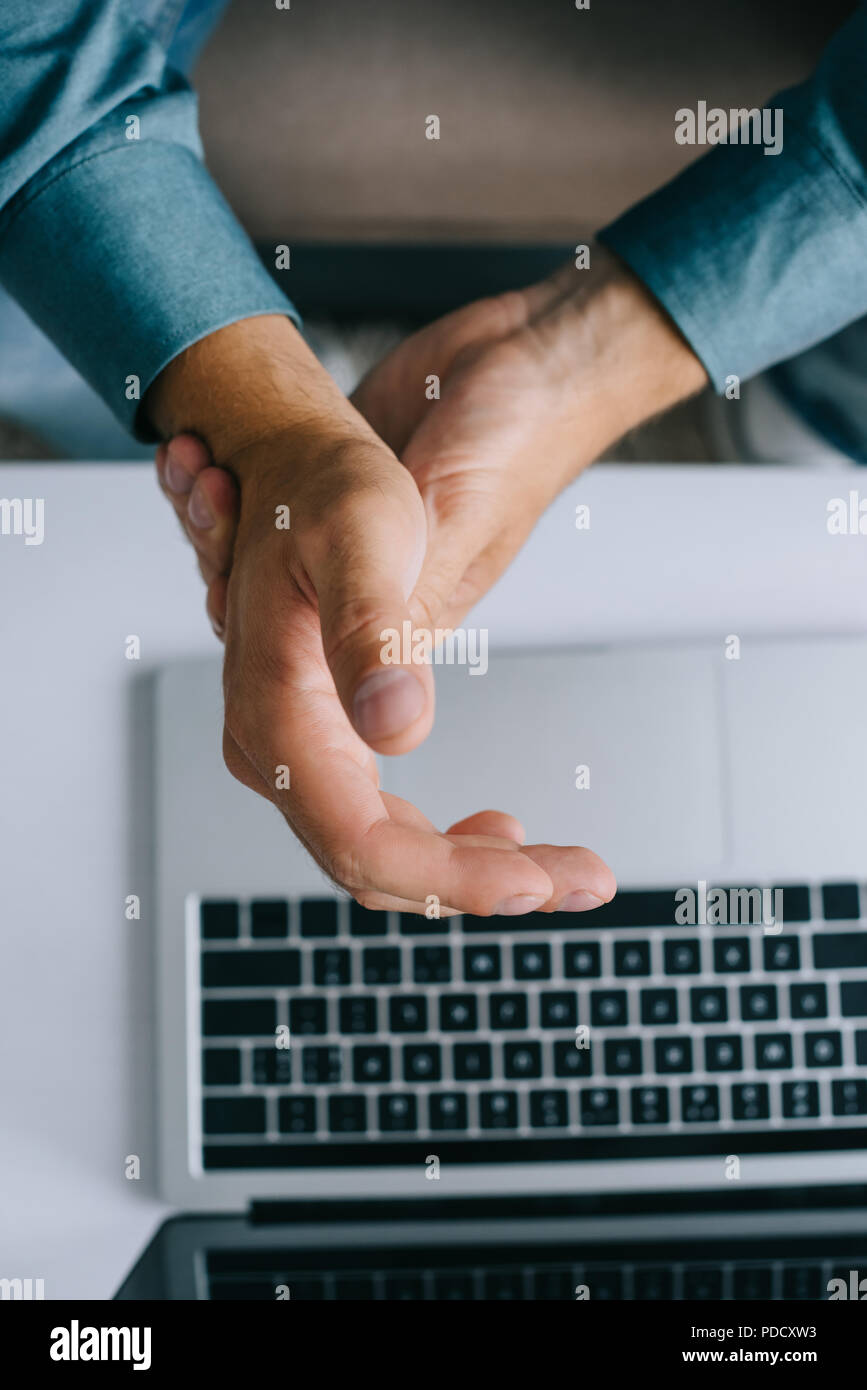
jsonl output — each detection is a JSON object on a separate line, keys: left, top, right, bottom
{"left": 205, "top": 1247, "right": 866, "bottom": 1300}
{"left": 196, "top": 883, "right": 867, "bottom": 1163}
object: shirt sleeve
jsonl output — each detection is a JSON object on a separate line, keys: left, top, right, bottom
{"left": 0, "top": 0, "right": 300, "bottom": 440}
{"left": 598, "top": 2, "right": 867, "bottom": 393}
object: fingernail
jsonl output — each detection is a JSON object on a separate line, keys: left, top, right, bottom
{"left": 496, "top": 894, "right": 547, "bottom": 916}
{"left": 557, "top": 890, "right": 604, "bottom": 912}
{"left": 165, "top": 447, "right": 193, "bottom": 495}
{"left": 188, "top": 487, "right": 215, "bottom": 529}
{"left": 353, "top": 669, "right": 425, "bottom": 741}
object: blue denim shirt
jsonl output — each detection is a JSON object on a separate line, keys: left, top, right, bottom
{"left": 600, "top": 1, "right": 867, "bottom": 457}
{"left": 0, "top": 0, "right": 297, "bottom": 440}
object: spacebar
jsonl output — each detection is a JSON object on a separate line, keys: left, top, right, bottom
{"left": 813, "top": 933, "right": 867, "bottom": 969}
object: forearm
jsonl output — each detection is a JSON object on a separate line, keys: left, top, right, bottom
{"left": 0, "top": 1, "right": 298, "bottom": 439}
{"left": 535, "top": 246, "right": 709, "bottom": 472}
{"left": 145, "top": 314, "right": 386, "bottom": 498}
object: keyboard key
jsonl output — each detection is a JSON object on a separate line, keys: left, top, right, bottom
{"left": 362, "top": 947, "right": 401, "bottom": 985}
{"left": 821, "top": 882, "right": 860, "bottom": 920}
{"left": 583, "top": 1267, "right": 624, "bottom": 1300}
{"left": 790, "top": 983, "right": 827, "bottom": 1019}
{"left": 250, "top": 899, "right": 289, "bottom": 938}
{"left": 704, "top": 1036, "right": 743, "bottom": 1072}
{"left": 690, "top": 987, "right": 727, "bottom": 1024}
{"left": 513, "top": 943, "right": 552, "bottom": 980}
{"left": 654, "top": 1036, "right": 692, "bottom": 1073}
{"left": 429, "top": 1093, "right": 468, "bottom": 1130}
{"left": 484, "top": 1271, "right": 525, "bottom": 1300}
{"left": 713, "top": 937, "right": 750, "bottom": 973}
{"left": 554, "top": 1039, "right": 592, "bottom": 1077}
{"left": 755, "top": 1033, "right": 793, "bottom": 1069}
{"left": 529, "top": 1090, "right": 569, "bottom": 1128}
{"left": 328, "top": 1095, "right": 367, "bottom": 1133}
{"left": 300, "top": 898, "right": 338, "bottom": 937}
{"left": 202, "top": 999, "right": 276, "bottom": 1036}
{"left": 683, "top": 1268, "right": 724, "bottom": 1300}
{"left": 580, "top": 1087, "right": 619, "bottom": 1126}
{"left": 203, "top": 1097, "right": 265, "bottom": 1134}
{"left": 533, "top": 1268, "right": 574, "bottom": 1299}
{"left": 453, "top": 1041, "right": 492, "bottom": 1080}
{"left": 289, "top": 997, "right": 328, "bottom": 1035}
{"left": 563, "top": 942, "right": 601, "bottom": 978}
{"left": 202, "top": 948, "right": 301, "bottom": 988}
{"left": 641, "top": 988, "right": 678, "bottom": 1025}
{"left": 403, "top": 1043, "right": 441, "bottom": 1082}
{"left": 433, "top": 1272, "right": 475, "bottom": 1298}
{"left": 389, "top": 995, "right": 428, "bottom": 1032}
{"left": 614, "top": 941, "right": 651, "bottom": 976}
{"left": 349, "top": 901, "right": 388, "bottom": 936}
{"left": 464, "top": 945, "right": 501, "bottom": 982}
{"left": 631, "top": 1086, "right": 669, "bottom": 1124}
{"left": 604, "top": 1038, "right": 642, "bottom": 1075}
{"left": 302, "top": 1045, "right": 342, "bottom": 1084}
{"left": 201, "top": 900, "right": 239, "bottom": 939}
{"left": 633, "top": 1266, "right": 674, "bottom": 1299}
{"left": 813, "top": 933, "right": 867, "bottom": 969}
{"left": 353, "top": 1045, "right": 391, "bottom": 1083}
{"left": 831, "top": 1079, "right": 867, "bottom": 1116}
{"left": 773, "top": 884, "right": 811, "bottom": 923}
{"left": 313, "top": 948, "right": 351, "bottom": 986}
{"left": 762, "top": 936, "right": 800, "bottom": 971}
{"left": 252, "top": 1045, "right": 292, "bottom": 1084}
{"left": 856, "top": 1030, "right": 867, "bottom": 1066}
{"left": 577, "top": 889, "right": 680, "bottom": 926}
{"left": 202, "top": 1048, "right": 241, "bottom": 1085}
{"left": 740, "top": 984, "right": 778, "bottom": 1021}
{"left": 384, "top": 1276, "right": 425, "bottom": 1300}
{"left": 663, "top": 939, "right": 701, "bottom": 974}
{"left": 504, "top": 1041, "right": 542, "bottom": 1079}
{"left": 841, "top": 982, "right": 867, "bottom": 1017}
{"left": 480, "top": 1091, "right": 519, "bottom": 1129}
{"left": 782, "top": 1081, "right": 819, "bottom": 1119}
{"left": 440, "top": 995, "right": 478, "bottom": 1031}
{"left": 537, "top": 991, "right": 576, "bottom": 1028}
{"left": 728, "top": 1273, "right": 766, "bottom": 1301}
{"left": 378, "top": 1093, "right": 417, "bottom": 1131}
{"left": 590, "top": 990, "right": 628, "bottom": 1027}
{"left": 399, "top": 911, "right": 448, "bottom": 935}
{"left": 804, "top": 1031, "right": 842, "bottom": 1067}
{"left": 339, "top": 996, "right": 377, "bottom": 1034}
{"left": 731, "top": 1083, "right": 770, "bottom": 1121}
{"left": 413, "top": 945, "right": 451, "bottom": 984}
{"left": 681, "top": 1084, "right": 720, "bottom": 1123}
{"left": 782, "top": 1265, "right": 823, "bottom": 1300}
{"left": 278, "top": 1096, "right": 316, "bottom": 1133}
{"left": 490, "top": 993, "right": 528, "bottom": 1029}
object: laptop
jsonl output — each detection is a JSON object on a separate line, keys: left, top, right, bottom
{"left": 121, "top": 635, "right": 867, "bottom": 1298}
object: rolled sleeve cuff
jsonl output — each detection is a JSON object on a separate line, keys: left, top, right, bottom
{"left": 0, "top": 139, "right": 300, "bottom": 440}
{"left": 598, "top": 115, "right": 867, "bottom": 394}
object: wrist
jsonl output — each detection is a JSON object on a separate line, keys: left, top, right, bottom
{"left": 144, "top": 315, "right": 367, "bottom": 483}
{"left": 548, "top": 249, "right": 709, "bottom": 464}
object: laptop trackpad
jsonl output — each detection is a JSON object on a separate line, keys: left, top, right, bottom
{"left": 382, "top": 647, "right": 725, "bottom": 884}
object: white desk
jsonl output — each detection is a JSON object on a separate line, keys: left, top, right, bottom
{"left": 2, "top": 461, "right": 867, "bottom": 1299}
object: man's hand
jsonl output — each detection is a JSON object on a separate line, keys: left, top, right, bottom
{"left": 161, "top": 246, "right": 707, "bottom": 637}
{"left": 149, "top": 314, "right": 615, "bottom": 915}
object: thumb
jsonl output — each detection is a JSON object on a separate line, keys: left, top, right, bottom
{"left": 302, "top": 470, "right": 434, "bottom": 755}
